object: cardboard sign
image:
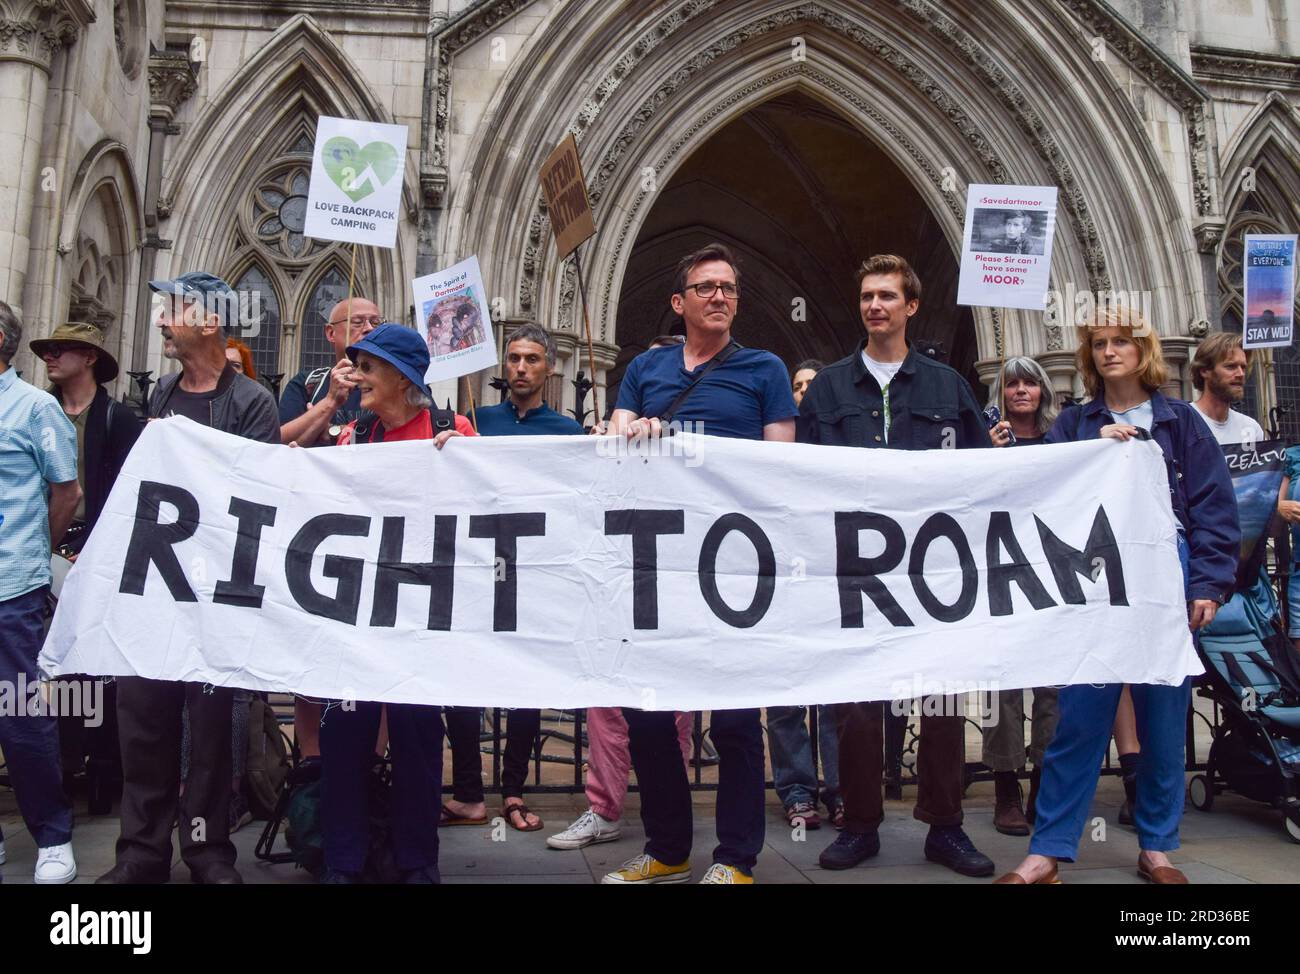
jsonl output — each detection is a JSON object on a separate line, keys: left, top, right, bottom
{"left": 957, "top": 185, "right": 1058, "bottom": 311}
{"left": 304, "top": 116, "right": 408, "bottom": 249}
{"left": 1243, "top": 234, "right": 1297, "bottom": 350}
{"left": 539, "top": 134, "right": 596, "bottom": 259}
{"left": 413, "top": 255, "right": 498, "bottom": 384}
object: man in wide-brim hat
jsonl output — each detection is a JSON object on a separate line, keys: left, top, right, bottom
{"left": 29, "top": 323, "right": 141, "bottom": 550}
{"left": 30, "top": 322, "right": 142, "bottom": 817}
{"left": 30, "top": 322, "right": 121, "bottom": 386}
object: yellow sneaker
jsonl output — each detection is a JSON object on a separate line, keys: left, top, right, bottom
{"left": 601, "top": 853, "right": 691, "bottom": 885}
{"left": 699, "top": 863, "right": 754, "bottom": 884}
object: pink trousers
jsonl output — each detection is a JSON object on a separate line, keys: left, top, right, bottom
{"left": 585, "top": 707, "right": 694, "bottom": 821}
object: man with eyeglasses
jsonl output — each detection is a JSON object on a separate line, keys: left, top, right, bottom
{"left": 279, "top": 298, "right": 382, "bottom": 446}
{"left": 275, "top": 297, "right": 382, "bottom": 766}
{"left": 601, "top": 242, "right": 797, "bottom": 885}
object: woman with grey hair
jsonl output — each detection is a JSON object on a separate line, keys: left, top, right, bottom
{"left": 320, "top": 323, "right": 475, "bottom": 883}
{"left": 986, "top": 355, "right": 1059, "bottom": 445}
{"left": 982, "top": 355, "right": 1061, "bottom": 835}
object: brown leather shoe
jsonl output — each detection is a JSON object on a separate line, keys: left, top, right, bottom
{"left": 993, "top": 865, "right": 1061, "bottom": 884}
{"left": 1137, "top": 855, "right": 1188, "bottom": 884}
{"left": 994, "top": 799, "right": 1031, "bottom": 836}
{"left": 993, "top": 772, "right": 1030, "bottom": 836}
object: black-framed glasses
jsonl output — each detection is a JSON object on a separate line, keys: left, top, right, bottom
{"left": 683, "top": 282, "right": 739, "bottom": 300}
{"left": 330, "top": 314, "right": 383, "bottom": 327}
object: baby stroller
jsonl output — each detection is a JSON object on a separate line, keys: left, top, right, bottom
{"left": 1189, "top": 596, "right": 1300, "bottom": 843}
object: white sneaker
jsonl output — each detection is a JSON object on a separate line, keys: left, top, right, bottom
{"left": 34, "top": 842, "right": 77, "bottom": 885}
{"left": 546, "top": 808, "right": 621, "bottom": 850}
{"left": 0, "top": 838, "right": 6, "bottom": 865}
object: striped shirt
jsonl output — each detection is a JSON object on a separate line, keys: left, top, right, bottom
{"left": 0, "top": 366, "right": 78, "bottom": 600}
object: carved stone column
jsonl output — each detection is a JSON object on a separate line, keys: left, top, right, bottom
{"left": 1037, "top": 350, "right": 1081, "bottom": 407}
{"left": 0, "top": 0, "right": 93, "bottom": 315}
{"left": 1161, "top": 336, "right": 1199, "bottom": 400}
{"left": 130, "top": 45, "right": 199, "bottom": 369}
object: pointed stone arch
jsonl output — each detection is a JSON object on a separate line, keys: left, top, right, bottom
{"left": 438, "top": 0, "right": 1210, "bottom": 407}
{"left": 1220, "top": 93, "right": 1300, "bottom": 231}
{"left": 161, "top": 13, "right": 416, "bottom": 323}
{"left": 1215, "top": 92, "right": 1300, "bottom": 436}
{"left": 51, "top": 139, "right": 143, "bottom": 389}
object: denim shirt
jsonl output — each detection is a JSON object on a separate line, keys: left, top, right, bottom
{"left": 0, "top": 367, "right": 79, "bottom": 599}
{"left": 1045, "top": 391, "right": 1239, "bottom": 604}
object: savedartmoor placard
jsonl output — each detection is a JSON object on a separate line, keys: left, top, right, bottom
{"left": 41, "top": 419, "right": 1200, "bottom": 710}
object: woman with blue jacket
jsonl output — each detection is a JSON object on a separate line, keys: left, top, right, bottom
{"left": 996, "top": 308, "right": 1238, "bottom": 885}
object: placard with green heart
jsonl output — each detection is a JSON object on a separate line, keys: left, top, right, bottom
{"left": 322, "top": 137, "right": 399, "bottom": 202}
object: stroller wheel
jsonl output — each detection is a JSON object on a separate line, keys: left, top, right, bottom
{"left": 1285, "top": 813, "right": 1300, "bottom": 845}
{"left": 1188, "top": 774, "right": 1213, "bottom": 812}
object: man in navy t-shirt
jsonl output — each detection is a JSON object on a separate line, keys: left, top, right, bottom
{"left": 602, "top": 242, "right": 797, "bottom": 885}
{"left": 441, "top": 324, "right": 584, "bottom": 834}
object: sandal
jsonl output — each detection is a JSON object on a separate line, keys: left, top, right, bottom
{"left": 501, "top": 801, "right": 544, "bottom": 832}
{"left": 440, "top": 803, "right": 488, "bottom": 827}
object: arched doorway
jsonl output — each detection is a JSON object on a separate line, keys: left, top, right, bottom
{"left": 441, "top": 0, "right": 1209, "bottom": 417}
{"left": 610, "top": 91, "right": 976, "bottom": 396}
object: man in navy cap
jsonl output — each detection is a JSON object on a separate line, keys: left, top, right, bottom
{"left": 98, "top": 271, "right": 279, "bottom": 885}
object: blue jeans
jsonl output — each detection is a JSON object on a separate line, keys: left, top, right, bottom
{"left": 1029, "top": 534, "right": 1192, "bottom": 859}
{"left": 625, "top": 708, "right": 766, "bottom": 874}
{"left": 0, "top": 586, "right": 72, "bottom": 847}
{"left": 765, "top": 705, "right": 839, "bottom": 809}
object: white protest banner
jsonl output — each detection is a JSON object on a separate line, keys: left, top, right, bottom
{"left": 41, "top": 419, "right": 1200, "bottom": 711}
{"left": 414, "top": 255, "right": 498, "bottom": 384}
{"left": 303, "top": 116, "right": 408, "bottom": 249}
{"left": 1243, "top": 233, "right": 1297, "bottom": 350}
{"left": 957, "top": 184, "right": 1058, "bottom": 311}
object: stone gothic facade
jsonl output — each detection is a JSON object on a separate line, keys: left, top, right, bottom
{"left": 2, "top": 0, "right": 1297, "bottom": 428}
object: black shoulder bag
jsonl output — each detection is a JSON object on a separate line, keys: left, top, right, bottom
{"left": 657, "top": 340, "right": 741, "bottom": 428}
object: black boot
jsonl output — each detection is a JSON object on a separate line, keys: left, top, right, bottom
{"left": 1026, "top": 766, "right": 1042, "bottom": 824}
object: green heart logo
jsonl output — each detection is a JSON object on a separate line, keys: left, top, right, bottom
{"left": 321, "top": 137, "right": 399, "bottom": 202}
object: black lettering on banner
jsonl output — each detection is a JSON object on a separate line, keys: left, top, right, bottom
{"left": 697, "top": 513, "right": 776, "bottom": 628}
{"left": 119, "top": 481, "right": 201, "bottom": 601}
{"left": 213, "top": 496, "right": 277, "bottom": 608}
{"left": 370, "top": 515, "right": 457, "bottom": 631}
{"left": 604, "top": 509, "right": 685, "bottom": 629}
{"left": 985, "top": 511, "right": 1057, "bottom": 616}
{"left": 908, "top": 513, "right": 978, "bottom": 622}
{"left": 285, "top": 514, "right": 371, "bottom": 625}
{"left": 1035, "top": 506, "right": 1128, "bottom": 605}
{"left": 468, "top": 513, "right": 547, "bottom": 632}
{"left": 834, "top": 512, "right": 913, "bottom": 627}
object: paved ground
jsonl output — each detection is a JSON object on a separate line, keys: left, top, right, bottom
{"left": 3, "top": 775, "right": 1297, "bottom": 884}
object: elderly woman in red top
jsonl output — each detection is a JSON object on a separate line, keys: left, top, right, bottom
{"left": 319, "top": 323, "right": 474, "bottom": 884}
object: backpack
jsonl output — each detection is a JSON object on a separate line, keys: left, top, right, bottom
{"left": 284, "top": 760, "right": 324, "bottom": 876}
{"left": 352, "top": 404, "right": 457, "bottom": 443}
{"left": 244, "top": 696, "right": 291, "bottom": 820}
{"left": 283, "top": 755, "right": 399, "bottom": 882}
